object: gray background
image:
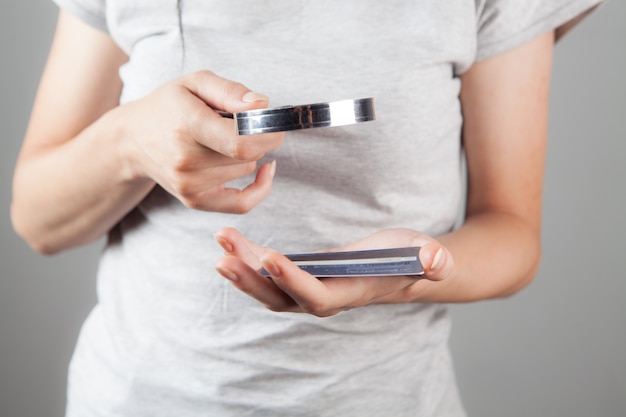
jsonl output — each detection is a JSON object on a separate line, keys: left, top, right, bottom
{"left": 1, "top": 1, "right": 624, "bottom": 416}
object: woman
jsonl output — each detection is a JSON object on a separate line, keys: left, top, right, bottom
{"left": 12, "top": 1, "right": 602, "bottom": 415}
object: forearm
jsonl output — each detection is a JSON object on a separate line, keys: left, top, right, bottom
{"left": 408, "top": 211, "right": 541, "bottom": 303}
{"left": 11, "top": 108, "right": 155, "bottom": 254}
{"left": 405, "top": 31, "right": 555, "bottom": 304}
{"left": 13, "top": 12, "right": 284, "bottom": 255}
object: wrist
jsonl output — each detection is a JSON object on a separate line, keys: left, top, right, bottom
{"left": 102, "top": 103, "right": 154, "bottom": 186}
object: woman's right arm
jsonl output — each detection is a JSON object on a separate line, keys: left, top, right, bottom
{"left": 11, "top": 11, "right": 284, "bottom": 255}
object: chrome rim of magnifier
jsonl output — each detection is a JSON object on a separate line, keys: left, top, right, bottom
{"left": 219, "top": 97, "right": 375, "bottom": 135}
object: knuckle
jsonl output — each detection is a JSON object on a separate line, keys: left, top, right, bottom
{"left": 157, "top": 83, "right": 187, "bottom": 109}
{"left": 169, "top": 174, "right": 194, "bottom": 197}
{"left": 311, "top": 309, "right": 337, "bottom": 318}
{"left": 183, "top": 197, "right": 204, "bottom": 211}
{"left": 170, "top": 152, "right": 194, "bottom": 172}
{"left": 230, "top": 140, "right": 256, "bottom": 160}
{"left": 199, "top": 69, "right": 217, "bottom": 79}
{"left": 230, "top": 198, "right": 254, "bottom": 215}
{"left": 266, "top": 304, "right": 288, "bottom": 313}
{"left": 183, "top": 109, "right": 202, "bottom": 132}
{"left": 169, "top": 113, "right": 194, "bottom": 144}
{"left": 300, "top": 300, "right": 330, "bottom": 316}
{"left": 186, "top": 69, "right": 215, "bottom": 84}
{"left": 221, "top": 80, "right": 246, "bottom": 102}
{"left": 245, "top": 160, "right": 258, "bottom": 174}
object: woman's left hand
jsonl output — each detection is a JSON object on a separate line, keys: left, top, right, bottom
{"left": 214, "top": 227, "right": 454, "bottom": 317}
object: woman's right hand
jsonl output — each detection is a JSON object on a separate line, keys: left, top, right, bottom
{"left": 120, "top": 70, "right": 285, "bottom": 214}
{"left": 11, "top": 11, "right": 283, "bottom": 254}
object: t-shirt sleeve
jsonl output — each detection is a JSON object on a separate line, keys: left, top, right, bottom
{"left": 475, "top": 0, "right": 604, "bottom": 61}
{"left": 52, "top": 0, "right": 108, "bottom": 33}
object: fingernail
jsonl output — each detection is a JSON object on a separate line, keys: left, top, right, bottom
{"left": 269, "top": 160, "right": 277, "bottom": 179}
{"left": 431, "top": 248, "right": 445, "bottom": 271}
{"left": 216, "top": 266, "right": 239, "bottom": 282}
{"left": 214, "top": 234, "right": 234, "bottom": 253}
{"left": 261, "top": 257, "right": 281, "bottom": 278}
{"left": 242, "top": 91, "right": 269, "bottom": 103}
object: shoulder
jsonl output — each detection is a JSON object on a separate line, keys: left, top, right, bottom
{"left": 474, "top": 0, "right": 603, "bottom": 61}
{"left": 52, "top": 0, "right": 107, "bottom": 33}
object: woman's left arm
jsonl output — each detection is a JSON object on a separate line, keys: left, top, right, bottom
{"left": 409, "top": 29, "right": 555, "bottom": 302}
{"left": 214, "top": 31, "right": 555, "bottom": 314}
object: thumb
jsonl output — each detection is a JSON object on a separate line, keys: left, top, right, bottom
{"left": 181, "top": 70, "right": 269, "bottom": 113}
{"left": 418, "top": 242, "right": 454, "bottom": 282}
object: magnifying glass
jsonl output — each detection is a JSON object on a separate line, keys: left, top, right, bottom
{"left": 218, "top": 97, "right": 375, "bottom": 135}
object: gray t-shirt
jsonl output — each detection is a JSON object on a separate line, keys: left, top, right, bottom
{"left": 52, "top": 1, "right": 601, "bottom": 416}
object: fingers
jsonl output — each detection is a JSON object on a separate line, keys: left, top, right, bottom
{"left": 214, "top": 228, "right": 300, "bottom": 311}
{"left": 214, "top": 230, "right": 422, "bottom": 317}
{"left": 258, "top": 252, "right": 334, "bottom": 314}
{"left": 214, "top": 226, "right": 269, "bottom": 268}
{"left": 215, "top": 255, "right": 297, "bottom": 312}
{"left": 163, "top": 158, "right": 276, "bottom": 214}
{"left": 180, "top": 71, "right": 285, "bottom": 161}
{"left": 187, "top": 99, "right": 285, "bottom": 161}
{"left": 182, "top": 70, "right": 270, "bottom": 114}
{"left": 215, "top": 251, "right": 343, "bottom": 316}
{"left": 214, "top": 230, "right": 304, "bottom": 313}
{"left": 183, "top": 160, "right": 276, "bottom": 214}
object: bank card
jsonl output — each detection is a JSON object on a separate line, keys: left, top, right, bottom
{"left": 260, "top": 247, "right": 424, "bottom": 278}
